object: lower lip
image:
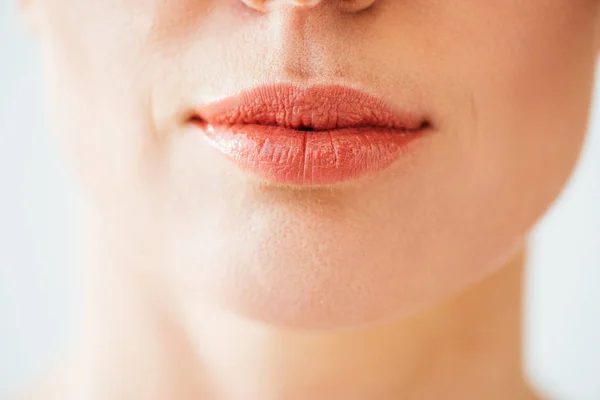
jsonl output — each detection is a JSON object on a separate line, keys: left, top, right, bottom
{"left": 195, "top": 122, "right": 427, "bottom": 186}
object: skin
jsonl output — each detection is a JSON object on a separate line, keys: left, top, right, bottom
{"left": 18, "top": 0, "right": 600, "bottom": 398}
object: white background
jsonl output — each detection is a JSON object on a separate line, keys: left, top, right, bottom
{"left": 1, "top": 1, "right": 599, "bottom": 399}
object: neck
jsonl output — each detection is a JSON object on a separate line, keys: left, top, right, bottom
{"left": 58, "top": 221, "right": 537, "bottom": 400}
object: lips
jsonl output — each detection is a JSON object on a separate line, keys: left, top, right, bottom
{"left": 190, "top": 84, "right": 430, "bottom": 186}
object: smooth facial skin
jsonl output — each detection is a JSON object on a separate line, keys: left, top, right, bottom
{"left": 26, "top": 0, "right": 600, "bottom": 329}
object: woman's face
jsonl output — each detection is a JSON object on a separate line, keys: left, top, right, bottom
{"left": 28, "top": 0, "right": 599, "bottom": 329}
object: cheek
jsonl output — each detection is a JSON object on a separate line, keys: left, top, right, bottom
{"left": 418, "top": 0, "right": 597, "bottom": 250}
{"left": 42, "top": 59, "right": 152, "bottom": 206}
{"left": 38, "top": 0, "right": 221, "bottom": 213}
{"left": 462, "top": 3, "right": 596, "bottom": 223}
{"left": 38, "top": 7, "right": 163, "bottom": 214}
{"left": 421, "top": 0, "right": 597, "bottom": 289}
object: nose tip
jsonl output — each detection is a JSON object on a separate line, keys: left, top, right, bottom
{"left": 241, "top": 0, "right": 376, "bottom": 13}
{"left": 241, "top": 0, "right": 324, "bottom": 12}
{"left": 288, "top": 0, "right": 324, "bottom": 6}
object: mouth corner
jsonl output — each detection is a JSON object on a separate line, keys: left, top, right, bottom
{"left": 187, "top": 114, "right": 206, "bottom": 126}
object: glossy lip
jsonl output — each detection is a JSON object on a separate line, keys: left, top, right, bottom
{"left": 190, "top": 84, "right": 430, "bottom": 186}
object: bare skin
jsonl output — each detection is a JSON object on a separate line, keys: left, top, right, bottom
{"left": 18, "top": 0, "right": 600, "bottom": 398}
{"left": 25, "top": 229, "right": 538, "bottom": 400}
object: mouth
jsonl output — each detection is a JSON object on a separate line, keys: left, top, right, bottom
{"left": 189, "top": 84, "right": 431, "bottom": 186}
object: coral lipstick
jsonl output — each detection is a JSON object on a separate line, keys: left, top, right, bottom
{"left": 192, "top": 84, "right": 429, "bottom": 186}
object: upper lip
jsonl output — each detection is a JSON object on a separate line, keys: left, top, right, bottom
{"left": 191, "top": 84, "right": 429, "bottom": 132}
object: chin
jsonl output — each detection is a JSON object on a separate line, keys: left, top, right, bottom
{"left": 165, "top": 203, "right": 515, "bottom": 331}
